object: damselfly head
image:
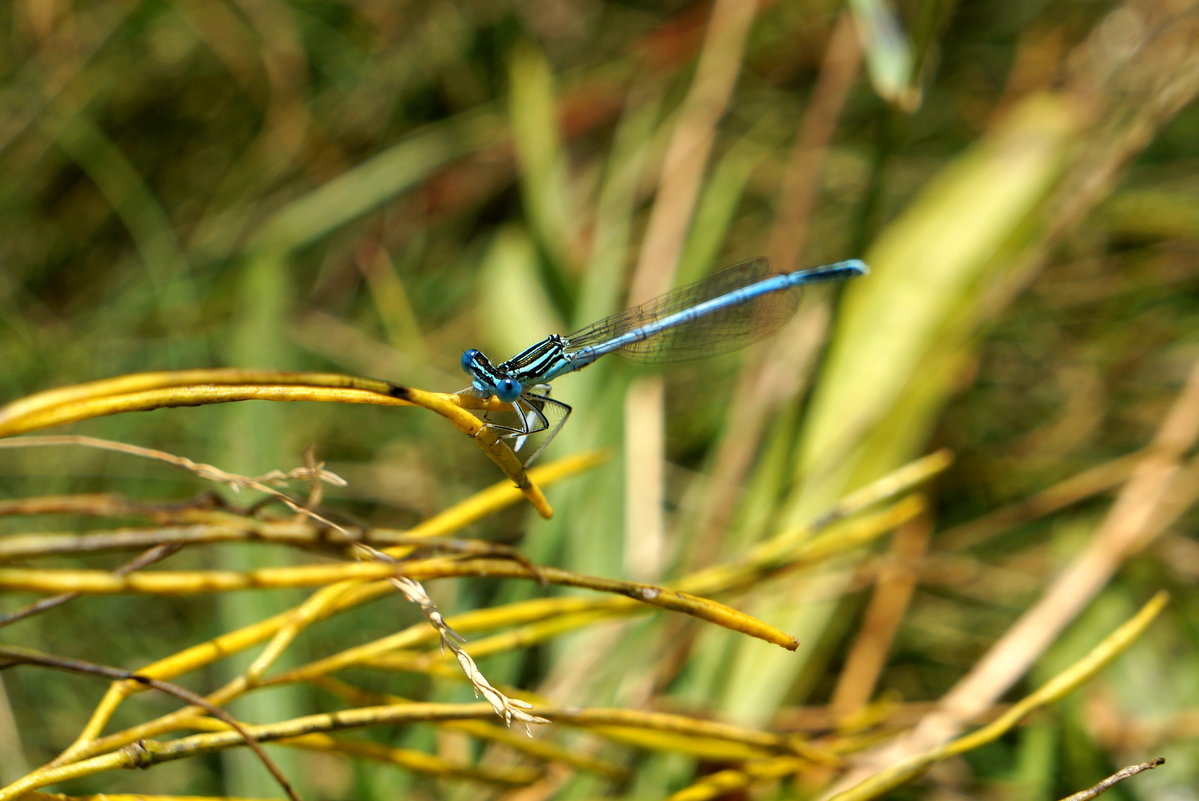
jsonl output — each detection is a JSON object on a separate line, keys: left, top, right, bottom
{"left": 461, "top": 348, "right": 524, "bottom": 402}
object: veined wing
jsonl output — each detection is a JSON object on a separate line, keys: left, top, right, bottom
{"left": 562, "top": 258, "right": 800, "bottom": 363}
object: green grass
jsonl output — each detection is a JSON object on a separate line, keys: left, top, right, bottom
{"left": 1, "top": 1, "right": 1197, "bottom": 799}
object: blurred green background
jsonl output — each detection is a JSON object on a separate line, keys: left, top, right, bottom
{"left": 1, "top": 0, "right": 1197, "bottom": 798}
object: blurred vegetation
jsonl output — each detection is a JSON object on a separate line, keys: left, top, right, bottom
{"left": 1, "top": 0, "right": 1197, "bottom": 799}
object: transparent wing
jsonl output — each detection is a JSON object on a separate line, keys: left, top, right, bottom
{"left": 513, "top": 392, "right": 571, "bottom": 466}
{"left": 470, "top": 388, "right": 572, "bottom": 466}
{"left": 562, "top": 258, "right": 800, "bottom": 363}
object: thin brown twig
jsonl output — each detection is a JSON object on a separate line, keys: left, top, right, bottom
{"left": 0, "top": 544, "right": 184, "bottom": 627}
{"left": 1057, "top": 757, "right": 1165, "bottom": 801}
{"left": 0, "top": 519, "right": 540, "bottom": 574}
{"left": 0, "top": 645, "right": 300, "bottom": 801}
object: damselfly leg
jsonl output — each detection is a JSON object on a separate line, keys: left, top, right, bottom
{"left": 460, "top": 385, "right": 573, "bottom": 465}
